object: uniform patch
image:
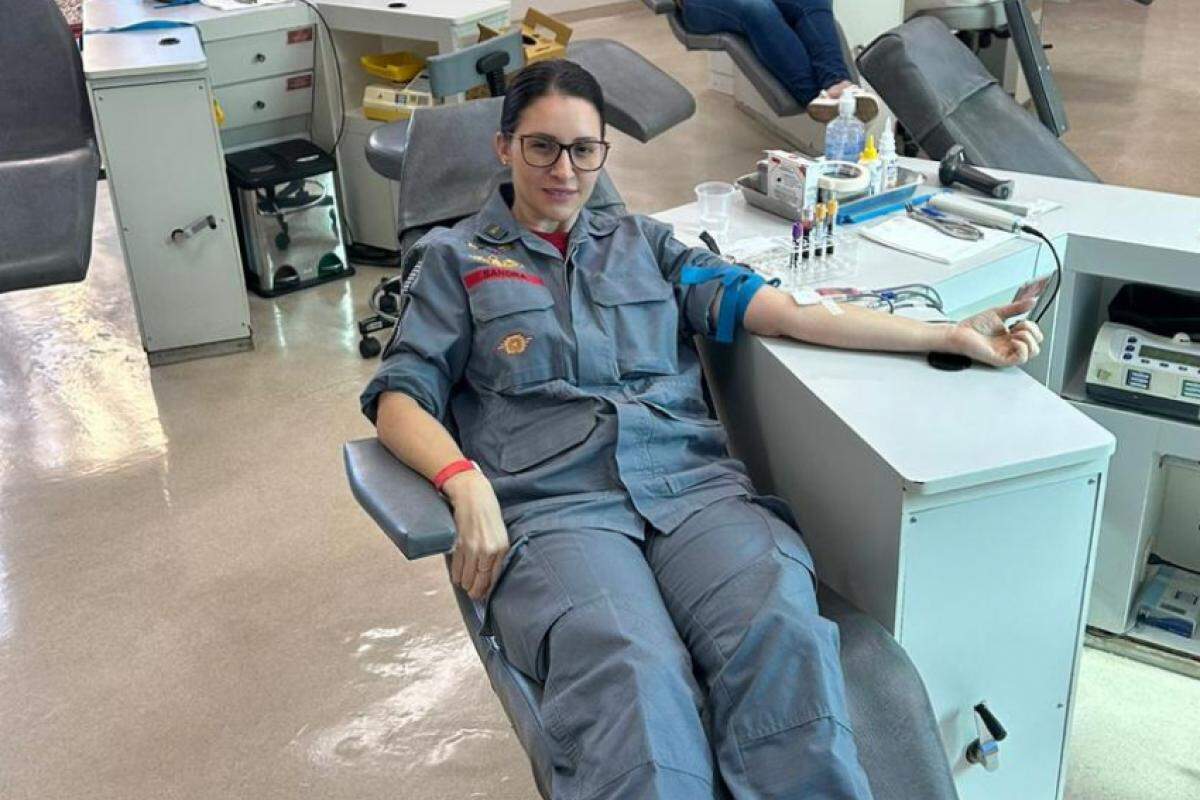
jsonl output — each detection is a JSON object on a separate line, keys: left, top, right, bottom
{"left": 464, "top": 268, "right": 545, "bottom": 289}
{"left": 497, "top": 333, "right": 533, "bottom": 356}
{"left": 468, "top": 253, "right": 525, "bottom": 270}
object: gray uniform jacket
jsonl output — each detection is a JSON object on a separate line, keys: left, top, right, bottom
{"left": 360, "top": 185, "right": 768, "bottom": 542}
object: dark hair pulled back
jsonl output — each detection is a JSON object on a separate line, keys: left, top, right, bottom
{"left": 499, "top": 60, "right": 606, "bottom": 137}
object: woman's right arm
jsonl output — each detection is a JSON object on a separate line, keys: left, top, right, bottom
{"left": 361, "top": 236, "right": 509, "bottom": 600}
{"left": 375, "top": 391, "right": 510, "bottom": 601}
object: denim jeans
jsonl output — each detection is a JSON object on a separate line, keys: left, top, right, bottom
{"left": 681, "top": 0, "right": 851, "bottom": 106}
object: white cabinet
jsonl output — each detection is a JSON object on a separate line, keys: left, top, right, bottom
{"left": 92, "top": 77, "right": 251, "bottom": 362}
{"left": 900, "top": 474, "right": 1101, "bottom": 799}
{"left": 704, "top": 332, "right": 1113, "bottom": 800}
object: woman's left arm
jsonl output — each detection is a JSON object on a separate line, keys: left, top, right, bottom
{"left": 742, "top": 286, "right": 1045, "bottom": 367}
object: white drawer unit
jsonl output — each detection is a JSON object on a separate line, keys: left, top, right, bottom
{"left": 214, "top": 71, "right": 315, "bottom": 130}
{"left": 205, "top": 25, "right": 315, "bottom": 88}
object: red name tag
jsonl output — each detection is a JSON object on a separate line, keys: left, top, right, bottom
{"left": 287, "top": 27, "right": 314, "bottom": 45}
{"left": 464, "top": 268, "right": 545, "bottom": 290}
{"left": 287, "top": 74, "right": 314, "bottom": 91}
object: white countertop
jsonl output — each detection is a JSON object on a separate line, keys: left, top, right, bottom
{"left": 758, "top": 336, "right": 1115, "bottom": 494}
{"left": 315, "top": 0, "right": 508, "bottom": 25}
{"left": 83, "top": 0, "right": 312, "bottom": 78}
{"left": 83, "top": 24, "right": 209, "bottom": 80}
{"left": 84, "top": 0, "right": 310, "bottom": 37}
{"left": 82, "top": 0, "right": 508, "bottom": 79}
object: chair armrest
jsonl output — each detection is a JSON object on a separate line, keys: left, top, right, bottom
{"left": 343, "top": 438, "right": 457, "bottom": 559}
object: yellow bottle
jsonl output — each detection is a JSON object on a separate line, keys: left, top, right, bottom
{"left": 859, "top": 135, "right": 882, "bottom": 195}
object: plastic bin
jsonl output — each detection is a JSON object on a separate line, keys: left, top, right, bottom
{"left": 360, "top": 51, "right": 426, "bottom": 83}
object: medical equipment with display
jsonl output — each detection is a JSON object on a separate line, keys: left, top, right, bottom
{"left": 1086, "top": 321, "right": 1200, "bottom": 422}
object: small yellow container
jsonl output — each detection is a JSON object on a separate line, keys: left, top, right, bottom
{"left": 360, "top": 51, "right": 426, "bottom": 84}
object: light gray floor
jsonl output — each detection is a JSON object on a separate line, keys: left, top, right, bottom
{"left": 5, "top": 2, "right": 1199, "bottom": 799}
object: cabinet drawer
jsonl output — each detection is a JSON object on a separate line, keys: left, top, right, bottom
{"left": 205, "top": 26, "right": 314, "bottom": 87}
{"left": 214, "top": 72, "right": 314, "bottom": 130}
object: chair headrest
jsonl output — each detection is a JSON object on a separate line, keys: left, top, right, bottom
{"left": 393, "top": 98, "right": 626, "bottom": 241}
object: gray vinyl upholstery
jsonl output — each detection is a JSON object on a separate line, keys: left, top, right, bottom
{"left": 343, "top": 438, "right": 958, "bottom": 799}
{"left": 0, "top": 0, "right": 100, "bottom": 294}
{"left": 565, "top": 38, "right": 696, "bottom": 142}
{"left": 858, "top": 17, "right": 1098, "bottom": 181}
{"left": 644, "top": 0, "right": 858, "bottom": 118}
{"left": 344, "top": 439, "right": 456, "bottom": 559}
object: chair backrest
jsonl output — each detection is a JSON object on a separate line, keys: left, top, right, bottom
{"left": 858, "top": 17, "right": 1098, "bottom": 181}
{"left": 390, "top": 98, "right": 626, "bottom": 254}
{"left": 0, "top": 0, "right": 95, "bottom": 159}
{"left": 0, "top": 0, "right": 100, "bottom": 294}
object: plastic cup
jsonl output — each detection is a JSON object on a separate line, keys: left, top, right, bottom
{"left": 695, "top": 181, "right": 736, "bottom": 241}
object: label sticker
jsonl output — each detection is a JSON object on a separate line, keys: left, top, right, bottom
{"left": 287, "top": 74, "right": 314, "bottom": 91}
{"left": 288, "top": 28, "right": 314, "bottom": 45}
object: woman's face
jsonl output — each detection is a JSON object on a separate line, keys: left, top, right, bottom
{"left": 494, "top": 93, "right": 605, "bottom": 233}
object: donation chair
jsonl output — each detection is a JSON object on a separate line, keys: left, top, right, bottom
{"left": 905, "top": 0, "right": 1069, "bottom": 136}
{"left": 0, "top": 0, "right": 101, "bottom": 294}
{"left": 355, "top": 29, "right": 695, "bottom": 357}
{"left": 640, "top": 0, "right": 873, "bottom": 155}
{"left": 858, "top": 16, "right": 1099, "bottom": 182}
{"left": 346, "top": 52, "right": 959, "bottom": 800}
{"left": 639, "top": 0, "right": 860, "bottom": 123}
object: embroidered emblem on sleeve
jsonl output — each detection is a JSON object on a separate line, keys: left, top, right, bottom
{"left": 497, "top": 333, "right": 534, "bottom": 356}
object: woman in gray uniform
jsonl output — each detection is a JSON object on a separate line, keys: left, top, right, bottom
{"left": 361, "top": 60, "right": 1041, "bottom": 800}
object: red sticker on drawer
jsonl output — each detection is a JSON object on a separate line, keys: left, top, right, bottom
{"left": 287, "top": 74, "right": 314, "bottom": 91}
{"left": 287, "top": 27, "right": 313, "bottom": 44}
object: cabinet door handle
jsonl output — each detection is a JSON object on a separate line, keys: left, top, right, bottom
{"left": 170, "top": 215, "right": 218, "bottom": 244}
{"left": 965, "top": 702, "right": 1008, "bottom": 772}
{"left": 254, "top": 53, "right": 267, "bottom": 63}
{"left": 254, "top": 100, "right": 266, "bottom": 110}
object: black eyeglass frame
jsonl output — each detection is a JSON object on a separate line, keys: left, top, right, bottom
{"left": 510, "top": 134, "right": 611, "bottom": 172}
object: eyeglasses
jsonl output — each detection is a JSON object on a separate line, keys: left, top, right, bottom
{"left": 514, "top": 134, "right": 610, "bottom": 172}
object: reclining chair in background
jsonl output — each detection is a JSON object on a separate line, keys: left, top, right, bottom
{"left": 858, "top": 15, "right": 1099, "bottom": 182}
{"left": 345, "top": 34, "right": 959, "bottom": 800}
{"left": 0, "top": 0, "right": 100, "bottom": 294}
{"left": 354, "top": 30, "right": 691, "bottom": 356}
{"left": 904, "top": 0, "right": 1069, "bottom": 136}
{"left": 638, "top": 0, "right": 875, "bottom": 156}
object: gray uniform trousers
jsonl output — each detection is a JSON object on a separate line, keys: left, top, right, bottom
{"left": 487, "top": 495, "right": 875, "bottom": 800}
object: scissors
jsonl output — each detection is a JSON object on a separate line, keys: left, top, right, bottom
{"left": 905, "top": 203, "right": 983, "bottom": 241}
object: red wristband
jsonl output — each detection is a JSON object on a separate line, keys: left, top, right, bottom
{"left": 432, "top": 459, "right": 479, "bottom": 493}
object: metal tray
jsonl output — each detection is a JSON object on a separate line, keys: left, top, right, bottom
{"left": 738, "top": 166, "right": 925, "bottom": 222}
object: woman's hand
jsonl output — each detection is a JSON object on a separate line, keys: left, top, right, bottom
{"left": 444, "top": 471, "right": 510, "bottom": 600}
{"left": 945, "top": 299, "right": 1044, "bottom": 367}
